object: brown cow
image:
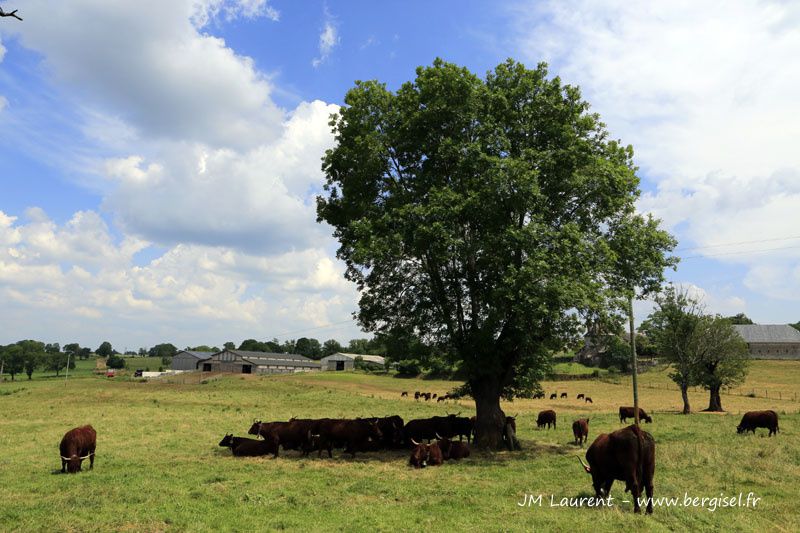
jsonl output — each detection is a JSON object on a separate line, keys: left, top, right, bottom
{"left": 572, "top": 418, "right": 589, "bottom": 446}
{"left": 409, "top": 439, "right": 444, "bottom": 468}
{"left": 578, "top": 425, "right": 655, "bottom": 514}
{"left": 536, "top": 410, "right": 556, "bottom": 429}
{"left": 436, "top": 435, "right": 470, "bottom": 460}
{"left": 60, "top": 425, "right": 96, "bottom": 473}
{"left": 312, "top": 418, "right": 383, "bottom": 458}
{"left": 737, "top": 410, "right": 779, "bottom": 436}
{"left": 249, "top": 419, "right": 316, "bottom": 455}
{"left": 619, "top": 406, "right": 652, "bottom": 424}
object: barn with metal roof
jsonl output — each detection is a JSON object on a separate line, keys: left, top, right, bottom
{"left": 733, "top": 324, "right": 800, "bottom": 359}
{"left": 198, "top": 349, "right": 320, "bottom": 374}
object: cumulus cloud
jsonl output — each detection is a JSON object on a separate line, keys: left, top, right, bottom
{"left": 0, "top": 209, "right": 360, "bottom": 347}
{"left": 513, "top": 0, "right": 800, "bottom": 302}
{"left": 312, "top": 16, "right": 339, "bottom": 68}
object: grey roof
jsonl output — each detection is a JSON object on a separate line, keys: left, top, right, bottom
{"left": 175, "top": 350, "right": 215, "bottom": 360}
{"left": 228, "top": 350, "right": 320, "bottom": 368}
{"left": 733, "top": 324, "right": 800, "bottom": 344}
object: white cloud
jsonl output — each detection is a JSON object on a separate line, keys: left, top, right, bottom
{"left": 0, "top": 209, "right": 360, "bottom": 348}
{"left": 513, "top": 0, "right": 800, "bottom": 304}
{"left": 0, "top": 95, "right": 7, "bottom": 112}
{"left": 312, "top": 19, "right": 339, "bottom": 68}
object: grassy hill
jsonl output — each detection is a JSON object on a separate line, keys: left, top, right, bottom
{"left": 0, "top": 360, "right": 798, "bottom": 531}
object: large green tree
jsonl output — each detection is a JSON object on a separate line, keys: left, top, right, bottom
{"left": 2, "top": 344, "right": 24, "bottom": 380}
{"left": 20, "top": 340, "right": 46, "bottom": 380}
{"left": 317, "top": 58, "right": 677, "bottom": 448}
{"left": 640, "top": 286, "right": 703, "bottom": 414}
{"left": 294, "top": 337, "right": 322, "bottom": 359}
{"left": 321, "top": 339, "right": 343, "bottom": 357}
{"left": 96, "top": 341, "right": 114, "bottom": 358}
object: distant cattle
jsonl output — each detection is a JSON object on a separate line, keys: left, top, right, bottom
{"left": 737, "top": 410, "right": 779, "bottom": 436}
{"left": 401, "top": 391, "right": 408, "bottom": 397}
{"left": 219, "top": 434, "right": 278, "bottom": 457}
{"left": 572, "top": 418, "right": 589, "bottom": 446}
{"left": 585, "top": 397, "right": 593, "bottom": 404}
{"left": 536, "top": 410, "right": 557, "bottom": 429}
{"left": 578, "top": 425, "right": 655, "bottom": 514}
{"left": 550, "top": 393, "right": 557, "bottom": 400}
{"left": 577, "top": 393, "right": 585, "bottom": 400}
{"left": 619, "top": 406, "right": 652, "bottom": 424}
{"left": 414, "top": 391, "right": 421, "bottom": 401}
{"left": 437, "top": 396, "right": 446, "bottom": 403}
{"left": 409, "top": 439, "right": 444, "bottom": 468}
{"left": 432, "top": 394, "right": 438, "bottom": 399}
{"left": 60, "top": 425, "right": 96, "bottom": 474}
{"left": 560, "top": 392, "right": 568, "bottom": 399}
{"left": 533, "top": 391, "right": 545, "bottom": 399}
{"left": 424, "top": 393, "right": 432, "bottom": 401}
{"left": 437, "top": 435, "right": 470, "bottom": 460}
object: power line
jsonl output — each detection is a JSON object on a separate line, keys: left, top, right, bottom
{"left": 676, "top": 235, "right": 800, "bottom": 252}
{"left": 258, "top": 318, "right": 358, "bottom": 340}
{"left": 681, "top": 244, "right": 800, "bottom": 260}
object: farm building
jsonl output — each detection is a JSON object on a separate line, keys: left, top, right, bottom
{"left": 319, "top": 352, "right": 386, "bottom": 371}
{"left": 198, "top": 349, "right": 320, "bottom": 374}
{"left": 171, "top": 350, "right": 215, "bottom": 371}
{"left": 733, "top": 324, "right": 800, "bottom": 360}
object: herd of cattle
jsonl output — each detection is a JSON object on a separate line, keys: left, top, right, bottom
{"left": 401, "top": 391, "right": 459, "bottom": 402}
{"left": 58, "top": 405, "right": 782, "bottom": 515}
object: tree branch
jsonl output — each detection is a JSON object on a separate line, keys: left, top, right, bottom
{"left": 0, "top": 7, "right": 23, "bottom": 21}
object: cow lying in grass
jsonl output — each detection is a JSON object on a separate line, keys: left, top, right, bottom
{"left": 219, "top": 434, "right": 278, "bottom": 457}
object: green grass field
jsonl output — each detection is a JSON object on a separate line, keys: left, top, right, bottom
{"left": 1, "top": 361, "right": 799, "bottom": 532}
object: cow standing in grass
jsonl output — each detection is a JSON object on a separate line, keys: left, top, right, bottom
{"left": 619, "top": 406, "right": 652, "bottom": 424}
{"left": 578, "top": 425, "right": 655, "bottom": 514}
{"left": 536, "top": 410, "right": 556, "bottom": 429}
{"left": 737, "top": 410, "right": 779, "bottom": 436}
{"left": 60, "top": 425, "right": 96, "bottom": 473}
{"left": 572, "top": 418, "right": 589, "bottom": 446}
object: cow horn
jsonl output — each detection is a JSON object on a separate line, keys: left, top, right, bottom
{"left": 410, "top": 438, "right": 420, "bottom": 446}
{"left": 577, "top": 456, "right": 591, "bottom": 474}
{"left": 435, "top": 433, "right": 443, "bottom": 440}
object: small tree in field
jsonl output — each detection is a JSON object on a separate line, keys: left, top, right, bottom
{"left": 693, "top": 316, "right": 749, "bottom": 412}
{"left": 317, "top": 58, "right": 676, "bottom": 448}
{"left": 640, "top": 286, "right": 704, "bottom": 414}
{"left": 96, "top": 341, "right": 114, "bottom": 358}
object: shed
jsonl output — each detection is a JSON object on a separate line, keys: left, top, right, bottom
{"left": 319, "top": 352, "right": 386, "bottom": 371}
{"left": 172, "top": 350, "right": 215, "bottom": 371}
{"left": 733, "top": 324, "right": 800, "bottom": 360}
{"left": 199, "top": 350, "right": 320, "bottom": 374}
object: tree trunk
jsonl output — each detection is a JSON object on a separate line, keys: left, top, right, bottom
{"left": 705, "top": 385, "right": 724, "bottom": 412}
{"left": 472, "top": 378, "right": 506, "bottom": 450}
{"left": 680, "top": 383, "right": 691, "bottom": 414}
{"left": 628, "top": 296, "right": 640, "bottom": 426}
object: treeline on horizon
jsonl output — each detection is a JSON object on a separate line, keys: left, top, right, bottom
{"left": 2, "top": 314, "right": 797, "bottom": 382}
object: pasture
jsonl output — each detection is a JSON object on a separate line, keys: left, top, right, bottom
{"left": 1, "top": 362, "right": 799, "bottom": 532}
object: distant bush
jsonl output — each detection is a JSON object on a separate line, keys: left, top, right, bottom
{"left": 106, "top": 355, "right": 126, "bottom": 369}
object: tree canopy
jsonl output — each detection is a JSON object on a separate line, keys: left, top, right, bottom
{"left": 318, "top": 58, "right": 677, "bottom": 448}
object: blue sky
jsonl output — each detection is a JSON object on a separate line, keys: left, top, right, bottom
{"left": 1, "top": 0, "right": 799, "bottom": 350}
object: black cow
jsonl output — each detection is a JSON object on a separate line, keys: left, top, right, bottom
{"left": 619, "top": 406, "right": 652, "bottom": 424}
{"left": 219, "top": 434, "right": 279, "bottom": 457}
{"left": 578, "top": 425, "right": 655, "bottom": 514}
{"left": 585, "top": 397, "right": 593, "bottom": 404}
{"left": 362, "top": 415, "right": 405, "bottom": 449}
{"left": 737, "top": 410, "right": 779, "bottom": 436}
{"left": 249, "top": 419, "right": 316, "bottom": 455}
{"left": 577, "top": 393, "right": 585, "bottom": 400}
{"left": 550, "top": 393, "right": 557, "bottom": 400}
{"left": 60, "top": 425, "right": 96, "bottom": 473}
{"left": 401, "top": 391, "right": 408, "bottom": 397}
{"left": 537, "top": 410, "right": 556, "bottom": 429}
{"left": 560, "top": 392, "right": 568, "bottom": 399}
{"left": 533, "top": 391, "right": 545, "bottom": 399}
{"left": 414, "top": 391, "right": 421, "bottom": 401}
{"left": 409, "top": 440, "right": 444, "bottom": 468}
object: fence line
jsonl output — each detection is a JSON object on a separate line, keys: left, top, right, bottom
{"left": 612, "top": 380, "right": 799, "bottom": 403}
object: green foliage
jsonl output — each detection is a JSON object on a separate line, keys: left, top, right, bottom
{"left": 692, "top": 316, "right": 750, "bottom": 410}
{"left": 790, "top": 321, "right": 800, "bottom": 332}
{"left": 317, "top": 56, "right": 676, "bottom": 427}
{"left": 186, "top": 345, "right": 220, "bottom": 352}
{"left": 96, "top": 341, "right": 114, "bottom": 358}
{"left": 726, "top": 313, "right": 755, "bottom": 325}
{"left": 106, "top": 354, "right": 126, "bottom": 369}
{"left": 294, "top": 337, "right": 322, "bottom": 359}
{"left": 322, "top": 339, "right": 343, "bottom": 357}
{"left": 598, "top": 336, "right": 631, "bottom": 373}
{"left": 238, "top": 339, "right": 283, "bottom": 353}
{"left": 1, "top": 344, "right": 25, "bottom": 380}
{"left": 223, "top": 341, "right": 236, "bottom": 350}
